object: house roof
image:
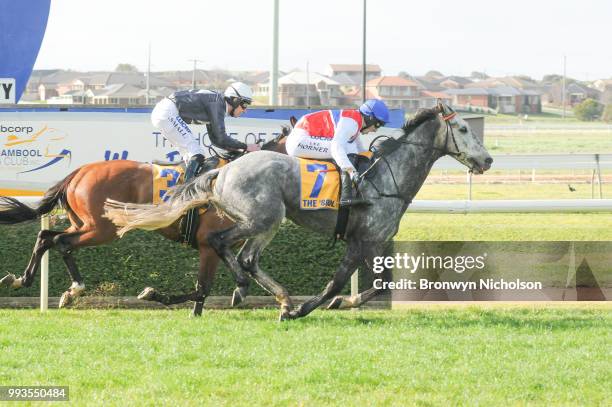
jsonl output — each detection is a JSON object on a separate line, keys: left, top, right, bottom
{"left": 421, "top": 90, "right": 451, "bottom": 99}
{"left": 38, "top": 70, "right": 83, "bottom": 85}
{"left": 438, "top": 76, "right": 473, "bottom": 85}
{"left": 329, "top": 64, "right": 382, "bottom": 73}
{"left": 445, "top": 86, "right": 541, "bottom": 96}
{"left": 567, "top": 82, "right": 601, "bottom": 95}
{"left": 331, "top": 73, "right": 358, "bottom": 86}
{"left": 278, "top": 71, "right": 339, "bottom": 86}
{"left": 413, "top": 77, "right": 445, "bottom": 91}
{"left": 367, "top": 76, "right": 420, "bottom": 87}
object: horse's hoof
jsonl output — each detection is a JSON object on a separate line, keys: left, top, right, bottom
{"left": 0, "top": 273, "right": 16, "bottom": 288}
{"left": 327, "top": 296, "right": 344, "bottom": 310}
{"left": 231, "top": 286, "right": 247, "bottom": 307}
{"left": 59, "top": 291, "right": 74, "bottom": 308}
{"left": 137, "top": 287, "right": 156, "bottom": 301}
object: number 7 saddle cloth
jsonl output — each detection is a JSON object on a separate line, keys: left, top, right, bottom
{"left": 298, "top": 151, "right": 373, "bottom": 211}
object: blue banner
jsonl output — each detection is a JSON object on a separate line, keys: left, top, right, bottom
{"left": 0, "top": 0, "right": 51, "bottom": 102}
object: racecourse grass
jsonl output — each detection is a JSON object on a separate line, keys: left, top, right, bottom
{"left": 0, "top": 307, "right": 610, "bottom": 406}
{"left": 397, "top": 213, "right": 612, "bottom": 241}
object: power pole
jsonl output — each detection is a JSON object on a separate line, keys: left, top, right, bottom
{"left": 306, "top": 60, "right": 310, "bottom": 108}
{"left": 562, "top": 55, "right": 567, "bottom": 119}
{"left": 270, "top": 0, "right": 280, "bottom": 105}
{"left": 361, "top": 0, "right": 367, "bottom": 104}
{"left": 189, "top": 58, "right": 204, "bottom": 89}
{"left": 146, "top": 42, "right": 151, "bottom": 105}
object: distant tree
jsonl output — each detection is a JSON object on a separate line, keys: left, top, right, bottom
{"left": 573, "top": 98, "right": 603, "bottom": 121}
{"left": 398, "top": 71, "right": 413, "bottom": 79}
{"left": 602, "top": 104, "right": 612, "bottom": 123}
{"left": 115, "top": 63, "right": 139, "bottom": 73}
{"left": 542, "top": 74, "right": 563, "bottom": 83}
{"left": 471, "top": 71, "right": 489, "bottom": 80}
{"left": 424, "top": 70, "right": 444, "bottom": 79}
{"left": 516, "top": 75, "right": 535, "bottom": 82}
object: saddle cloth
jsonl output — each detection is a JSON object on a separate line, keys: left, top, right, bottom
{"left": 152, "top": 158, "right": 229, "bottom": 204}
{"left": 299, "top": 159, "right": 340, "bottom": 210}
{"left": 298, "top": 151, "right": 374, "bottom": 211}
{"left": 152, "top": 163, "right": 185, "bottom": 204}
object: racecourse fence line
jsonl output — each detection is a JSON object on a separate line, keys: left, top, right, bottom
{"left": 12, "top": 192, "right": 612, "bottom": 311}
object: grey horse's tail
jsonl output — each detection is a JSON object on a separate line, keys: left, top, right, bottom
{"left": 104, "top": 169, "right": 220, "bottom": 237}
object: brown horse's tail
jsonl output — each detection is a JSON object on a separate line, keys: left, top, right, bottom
{"left": 0, "top": 168, "right": 79, "bottom": 224}
{"left": 105, "top": 168, "right": 221, "bottom": 237}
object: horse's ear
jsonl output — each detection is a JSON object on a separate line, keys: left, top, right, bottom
{"left": 281, "top": 125, "right": 290, "bottom": 137}
{"left": 436, "top": 99, "right": 444, "bottom": 114}
{"left": 289, "top": 116, "right": 297, "bottom": 128}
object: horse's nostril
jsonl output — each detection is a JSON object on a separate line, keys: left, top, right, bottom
{"left": 485, "top": 157, "right": 493, "bottom": 165}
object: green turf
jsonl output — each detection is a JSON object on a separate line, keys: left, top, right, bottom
{"left": 397, "top": 213, "right": 612, "bottom": 241}
{"left": 484, "top": 132, "right": 612, "bottom": 154}
{"left": 0, "top": 308, "right": 609, "bottom": 406}
{"left": 416, "top": 182, "right": 612, "bottom": 200}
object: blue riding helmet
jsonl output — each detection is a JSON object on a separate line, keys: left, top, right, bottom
{"left": 359, "top": 99, "right": 390, "bottom": 126}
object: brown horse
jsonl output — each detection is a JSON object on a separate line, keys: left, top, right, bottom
{"left": 0, "top": 126, "right": 289, "bottom": 316}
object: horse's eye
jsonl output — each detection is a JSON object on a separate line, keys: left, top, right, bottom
{"left": 459, "top": 126, "right": 468, "bottom": 133}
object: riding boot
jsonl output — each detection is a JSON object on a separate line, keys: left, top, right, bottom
{"left": 180, "top": 154, "right": 205, "bottom": 246}
{"left": 340, "top": 170, "right": 371, "bottom": 207}
{"left": 184, "top": 154, "right": 205, "bottom": 182}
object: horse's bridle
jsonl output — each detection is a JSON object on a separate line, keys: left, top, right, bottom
{"left": 358, "top": 105, "right": 463, "bottom": 204}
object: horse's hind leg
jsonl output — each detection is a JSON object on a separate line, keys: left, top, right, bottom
{"left": 238, "top": 224, "right": 293, "bottom": 320}
{"left": 53, "top": 228, "right": 115, "bottom": 308}
{"left": 207, "top": 226, "right": 254, "bottom": 307}
{"left": 0, "top": 229, "right": 61, "bottom": 289}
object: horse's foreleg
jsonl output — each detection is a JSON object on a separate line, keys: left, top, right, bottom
{"left": 327, "top": 287, "right": 385, "bottom": 310}
{"left": 288, "top": 241, "right": 365, "bottom": 320}
{"left": 137, "top": 246, "right": 219, "bottom": 312}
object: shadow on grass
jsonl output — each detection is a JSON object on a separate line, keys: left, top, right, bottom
{"left": 276, "top": 308, "right": 609, "bottom": 331}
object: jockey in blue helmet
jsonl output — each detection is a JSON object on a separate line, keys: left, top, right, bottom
{"left": 286, "top": 99, "right": 390, "bottom": 207}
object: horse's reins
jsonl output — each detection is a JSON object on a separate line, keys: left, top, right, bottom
{"left": 358, "top": 109, "right": 462, "bottom": 204}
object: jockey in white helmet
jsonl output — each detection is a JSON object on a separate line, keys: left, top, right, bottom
{"left": 151, "top": 81, "right": 259, "bottom": 182}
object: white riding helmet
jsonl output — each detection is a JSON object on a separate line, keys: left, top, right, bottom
{"left": 224, "top": 82, "right": 253, "bottom": 105}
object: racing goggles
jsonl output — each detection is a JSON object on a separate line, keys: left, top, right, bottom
{"left": 239, "top": 98, "right": 252, "bottom": 109}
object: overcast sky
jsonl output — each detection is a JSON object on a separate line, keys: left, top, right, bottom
{"left": 34, "top": 0, "right": 611, "bottom": 81}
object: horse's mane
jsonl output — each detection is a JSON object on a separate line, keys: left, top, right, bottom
{"left": 373, "top": 106, "right": 440, "bottom": 155}
{"left": 402, "top": 106, "right": 439, "bottom": 136}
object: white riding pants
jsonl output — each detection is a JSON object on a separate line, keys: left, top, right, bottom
{"left": 151, "top": 98, "right": 206, "bottom": 162}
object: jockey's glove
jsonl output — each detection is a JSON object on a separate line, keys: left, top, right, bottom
{"left": 350, "top": 171, "right": 362, "bottom": 185}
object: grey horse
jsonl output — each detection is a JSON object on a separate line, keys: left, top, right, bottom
{"left": 105, "top": 104, "right": 492, "bottom": 320}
